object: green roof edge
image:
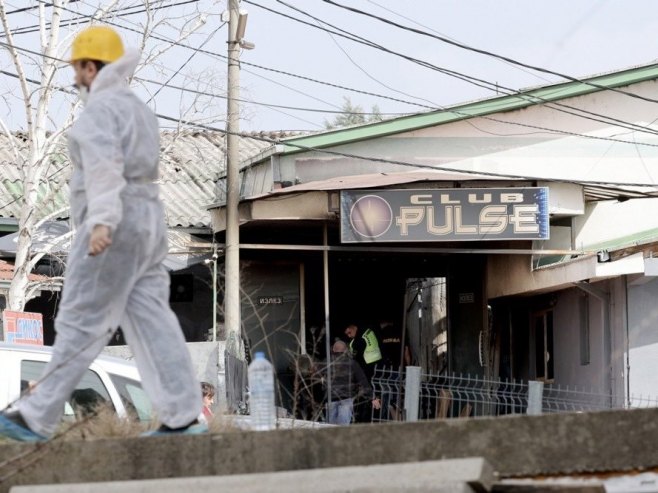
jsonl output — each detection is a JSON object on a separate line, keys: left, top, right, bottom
{"left": 279, "top": 63, "right": 658, "bottom": 154}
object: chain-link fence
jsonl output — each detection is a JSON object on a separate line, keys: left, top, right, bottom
{"left": 371, "top": 366, "right": 658, "bottom": 423}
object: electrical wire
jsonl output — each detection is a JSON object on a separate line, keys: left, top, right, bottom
{"left": 2, "top": 0, "right": 197, "bottom": 37}
{"left": 30, "top": 0, "right": 658, "bottom": 142}
{"left": 4, "top": 0, "right": 81, "bottom": 16}
{"left": 4, "top": 0, "right": 432, "bottom": 117}
{"left": 264, "top": 0, "right": 658, "bottom": 139}
{"left": 363, "top": 0, "right": 554, "bottom": 84}
{"left": 139, "top": 75, "right": 410, "bottom": 115}
{"left": 26, "top": 0, "right": 437, "bottom": 113}
{"left": 4, "top": 35, "right": 658, "bottom": 152}
{"left": 321, "top": 0, "right": 658, "bottom": 106}
{"left": 3, "top": 5, "right": 658, "bottom": 169}
{"left": 145, "top": 20, "right": 225, "bottom": 104}
{"left": 154, "top": 112, "right": 658, "bottom": 191}
{"left": 48, "top": 0, "right": 658, "bottom": 142}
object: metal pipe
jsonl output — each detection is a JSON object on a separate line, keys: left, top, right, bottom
{"left": 322, "top": 223, "right": 332, "bottom": 417}
{"left": 214, "top": 242, "right": 590, "bottom": 256}
{"left": 212, "top": 246, "right": 218, "bottom": 342}
{"left": 624, "top": 275, "right": 631, "bottom": 407}
{"left": 300, "top": 263, "right": 306, "bottom": 355}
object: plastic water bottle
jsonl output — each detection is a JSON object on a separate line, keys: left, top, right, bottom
{"left": 248, "top": 352, "right": 276, "bottom": 431}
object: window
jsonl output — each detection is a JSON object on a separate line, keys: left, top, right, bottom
{"left": 533, "top": 310, "right": 554, "bottom": 381}
{"left": 109, "top": 374, "right": 152, "bottom": 422}
{"left": 21, "top": 360, "right": 113, "bottom": 419}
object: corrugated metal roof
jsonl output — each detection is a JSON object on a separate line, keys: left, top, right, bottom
{"left": 243, "top": 169, "right": 658, "bottom": 203}
{"left": 0, "top": 130, "right": 291, "bottom": 228}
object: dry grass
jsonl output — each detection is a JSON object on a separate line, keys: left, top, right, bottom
{"left": 0, "top": 407, "right": 242, "bottom": 445}
{"left": 59, "top": 404, "right": 151, "bottom": 441}
{"left": 207, "top": 414, "right": 241, "bottom": 433}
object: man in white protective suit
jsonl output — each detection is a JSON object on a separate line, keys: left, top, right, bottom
{"left": 0, "top": 26, "right": 206, "bottom": 441}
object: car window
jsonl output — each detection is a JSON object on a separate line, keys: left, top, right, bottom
{"left": 109, "top": 374, "right": 152, "bottom": 422}
{"left": 21, "top": 360, "right": 114, "bottom": 418}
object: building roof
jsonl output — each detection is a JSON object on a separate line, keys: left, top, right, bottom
{"left": 274, "top": 62, "right": 658, "bottom": 155}
{"left": 246, "top": 170, "right": 658, "bottom": 203}
{"left": 0, "top": 130, "right": 298, "bottom": 228}
{"left": 0, "top": 259, "right": 48, "bottom": 283}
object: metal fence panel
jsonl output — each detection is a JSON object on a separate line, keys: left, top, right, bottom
{"left": 371, "top": 367, "right": 658, "bottom": 423}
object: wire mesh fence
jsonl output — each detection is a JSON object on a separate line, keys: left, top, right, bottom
{"left": 371, "top": 366, "right": 658, "bottom": 423}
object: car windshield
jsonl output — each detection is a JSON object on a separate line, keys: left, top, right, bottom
{"left": 109, "top": 373, "right": 152, "bottom": 422}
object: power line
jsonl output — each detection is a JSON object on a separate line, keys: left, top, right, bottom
{"left": 33, "top": 0, "right": 658, "bottom": 142}
{"left": 139, "top": 75, "right": 409, "bottom": 115}
{"left": 3, "top": 0, "right": 198, "bottom": 37}
{"left": 154, "top": 112, "right": 658, "bottom": 191}
{"left": 43, "top": 0, "right": 442, "bottom": 115}
{"left": 363, "top": 0, "right": 554, "bottom": 85}
{"left": 3, "top": 38, "right": 658, "bottom": 150}
{"left": 72, "top": 0, "right": 390, "bottom": 116}
{"left": 0, "top": 38, "right": 401, "bottom": 117}
{"left": 321, "top": 0, "right": 658, "bottom": 106}
{"left": 23, "top": 0, "right": 426, "bottom": 116}
{"left": 264, "top": 0, "right": 658, "bottom": 139}
{"left": 6, "top": 2, "right": 658, "bottom": 149}
{"left": 4, "top": 0, "right": 81, "bottom": 15}
{"left": 145, "top": 20, "right": 225, "bottom": 104}
{"left": 313, "top": 16, "right": 438, "bottom": 109}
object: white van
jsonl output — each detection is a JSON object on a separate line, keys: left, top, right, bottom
{"left": 0, "top": 343, "right": 151, "bottom": 423}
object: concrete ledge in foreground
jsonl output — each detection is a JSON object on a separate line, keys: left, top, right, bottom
{"left": 9, "top": 458, "right": 494, "bottom": 493}
{"left": 1, "top": 408, "right": 658, "bottom": 492}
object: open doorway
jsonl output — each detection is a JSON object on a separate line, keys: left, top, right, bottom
{"left": 403, "top": 278, "right": 447, "bottom": 375}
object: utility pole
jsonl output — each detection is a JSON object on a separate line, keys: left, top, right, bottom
{"left": 224, "top": 0, "right": 243, "bottom": 361}
{"left": 224, "top": 1, "right": 253, "bottom": 409}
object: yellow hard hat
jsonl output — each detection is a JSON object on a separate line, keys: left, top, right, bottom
{"left": 70, "top": 26, "right": 124, "bottom": 64}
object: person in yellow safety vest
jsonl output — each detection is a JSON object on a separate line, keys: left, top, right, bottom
{"left": 344, "top": 323, "right": 383, "bottom": 381}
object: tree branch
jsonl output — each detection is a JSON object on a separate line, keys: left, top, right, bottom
{"left": 0, "top": 1, "right": 35, "bottom": 137}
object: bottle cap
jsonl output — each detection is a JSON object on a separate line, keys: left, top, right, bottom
{"left": 255, "top": 352, "right": 265, "bottom": 360}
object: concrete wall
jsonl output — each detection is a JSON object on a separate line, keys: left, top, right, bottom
{"left": 503, "top": 278, "right": 627, "bottom": 400}
{"left": 574, "top": 199, "right": 658, "bottom": 250}
{"left": 627, "top": 277, "right": 658, "bottom": 401}
{"left": 550, "top": 287, "right": 607, "bottom": 391}
{"left": 487, "top": 253, "right": 598, "bottom": 299}
{"left": 4, "top": 408, "right": 658, "bottom": 492}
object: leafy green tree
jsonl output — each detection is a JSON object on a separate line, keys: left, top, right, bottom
{"left": 324, "top": 97, "right": 384, "bottom": 129}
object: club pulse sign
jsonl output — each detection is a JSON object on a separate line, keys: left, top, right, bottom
{"left": 340, "top": 188, "right": 549, "bottom": 243}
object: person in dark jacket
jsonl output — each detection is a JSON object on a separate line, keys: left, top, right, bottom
{"left": 323, "top": 340, "right": 381, "bottom": 425}
{"left": 344, "top": 323, "right": 382, "bottom": 381}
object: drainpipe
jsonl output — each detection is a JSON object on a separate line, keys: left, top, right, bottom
{"left": 624, "top": 275, "right": 631, "bottom": 407}
{"left": 575, "top": 282, "right": 613, "bottom": 405}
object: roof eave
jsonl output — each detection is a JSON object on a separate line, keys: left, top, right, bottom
{"left": 277, "top": 62, "right": 658, "bottom": 155}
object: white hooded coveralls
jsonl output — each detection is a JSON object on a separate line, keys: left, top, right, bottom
{"left": 17, "top": 50, "right": 202, "bottom": 436}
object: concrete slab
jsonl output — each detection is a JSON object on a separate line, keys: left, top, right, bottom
{"left": 3, "top": 408, "right": 658, "bottom": 492}
{"left": 493, "top": 481, "right": 605, "bottom": 492}
{"left": 10, "top": 458, "right": 494, "bottom": 493}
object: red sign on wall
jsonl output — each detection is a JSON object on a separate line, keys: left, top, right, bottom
{"left": 3, "top": 311, "right": 44, "bottom": 345}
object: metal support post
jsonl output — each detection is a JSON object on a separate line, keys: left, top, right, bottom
{"left": 527, "top": 380, "right": 544, "bottom": 415}
{"left": 404, "top": 366, "right": 421, "bottom": 422}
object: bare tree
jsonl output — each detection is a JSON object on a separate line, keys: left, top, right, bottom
{"left": 0, "top": 0, "right": 220, "bottom": 311}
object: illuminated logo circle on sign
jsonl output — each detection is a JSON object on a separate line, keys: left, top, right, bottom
{"left": 349, "top": 195, "right": 393, "bottom": 238}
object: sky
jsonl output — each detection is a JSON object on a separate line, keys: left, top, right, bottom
{"left": 2, "top": 0, "right": 658, "bottom": 133}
